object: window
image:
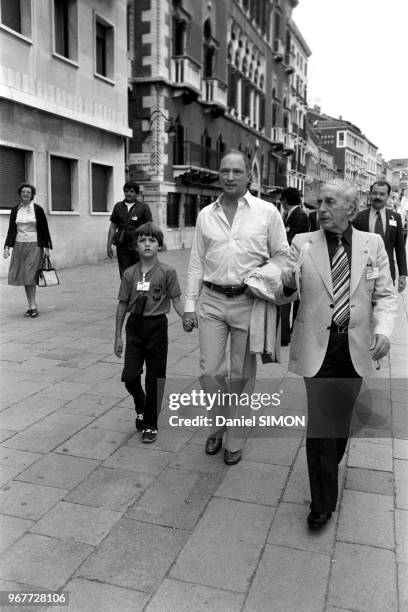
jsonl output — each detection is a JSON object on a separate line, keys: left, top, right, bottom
{"left": 0, "top": 0, "right": 31, "bottom": 38}
{"left": 50, "top": 155, "right": 76, "bottom": 212}
{"left": 184, "top": 194, "right": 197, "bottom": 227}
{"left": 95, "top": 15, "right": 114, "bottom": 80}
{"left": 54, "top": 0, "right": 78, "bottom": 62}
{"left": 167, "top": 193, "right": 180, "bottom": 228}
{"left": 199, "top": 195, "right": 212, "bottom": 210}
{"left": 337, "top": 131, "right": 345, "bottom": 147}
{"left": 0, "top": 145, "right": 31, "bottom": 210}
{"left": 91, "top": 163, "right": 112, "bottom": 212}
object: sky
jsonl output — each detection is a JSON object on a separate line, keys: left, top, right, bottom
{"left": 293, "top": 0, "right": 408, "bottom": 160}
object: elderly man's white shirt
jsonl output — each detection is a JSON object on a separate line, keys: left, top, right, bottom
{"left": 185, "top": 191, "right": 289, "bottom": 311}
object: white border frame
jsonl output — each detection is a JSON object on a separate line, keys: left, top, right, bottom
{"left": 50, "top": 0, "right": 79, "bottom": 67}
{"left": 0, "top": 0, "right": 33, "bottom": 44}
{"left": 88, "top": 158, "right": 114, "bottom": 216}
{"left": 93, "top": 11, "right": 115, "bottom": 85}
{"left": 0, "top": 140, "right": 35, "bottom": 214}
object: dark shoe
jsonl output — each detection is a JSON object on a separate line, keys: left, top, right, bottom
{"left": 30, "top": 308, "right": 39, "bottom": 318}
{"left": 24, "top": 309, "right": 33, "bottom": 317}
{"left": 307, "top": 511, "right": 332, "bottom": 528}
{"left": 135, "top": 413, "right": 145, "bottom": 432}
{"left": 224, "top": 449, "right": 242, "bottom": 465}
{"left": 142, "top": 428, "right": 157, "bottom": 443}
{"left": 205, "top": 435, "right": 222, "bottom": 455}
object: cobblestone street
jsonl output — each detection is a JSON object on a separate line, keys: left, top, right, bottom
{"left": 0, "top": 250, "right": 407, "bottom": 612}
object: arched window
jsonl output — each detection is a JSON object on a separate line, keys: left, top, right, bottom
{"left": 203, "top": 19, "right": 215, "bottom": 78}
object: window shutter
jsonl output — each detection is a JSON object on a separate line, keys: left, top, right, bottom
{"left": 0, "top": 146, "right": 26, "bottom": 209}
{"left": 51, "top": 156, "right": 71, "bottom": 211}
{"left": 92, "top": 164, "right": 108, "bottom": 212}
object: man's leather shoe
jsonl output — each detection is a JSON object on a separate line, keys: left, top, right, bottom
{"left": 307, "top": 511, "right": 332, "bottom": 528}
{"left": 205, "top": 435, "right": 222, "bottom": 455}
{"left": 224, "top": 449, "right": 242, "bottom": 465}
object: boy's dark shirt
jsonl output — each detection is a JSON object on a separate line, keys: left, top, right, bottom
{"left": 118, "top": 260, "right": 181, "bottom": 316}
{"left": 110, "top": 200, "right": 153, "bottom": 249}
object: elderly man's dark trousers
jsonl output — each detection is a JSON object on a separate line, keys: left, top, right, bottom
{"left": 304, "top": 332, "right": 362, "bottom": 513}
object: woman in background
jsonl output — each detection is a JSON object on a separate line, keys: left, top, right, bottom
{"left": 3, "top": 182, "right": 53, "bottom": 318}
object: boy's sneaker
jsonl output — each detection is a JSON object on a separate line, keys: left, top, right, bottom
{"left": 135, "top": 413, "right": 145, "bottom": 432}
{"left": 142, "top": 428, "right": 157, "bottom": 443}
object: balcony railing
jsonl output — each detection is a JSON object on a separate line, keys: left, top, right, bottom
{"left": 174, "top": 140, "right": 221, "bottom": 171}
{"left": 170, "top": 56, "right": 201, "bottom": 91}
{"left": 202, "top": 78, "right": 228, "bottom": 108}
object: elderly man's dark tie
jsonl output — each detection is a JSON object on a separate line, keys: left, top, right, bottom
{"left": 374, "top": 211, "right": 385, "bottom": 240}
{"left": 332, "top": 235, "right": 350, "bottom": 326}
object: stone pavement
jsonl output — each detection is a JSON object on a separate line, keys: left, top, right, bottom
{"left": 0, "top": 250, "right": 406, "bottom": 612}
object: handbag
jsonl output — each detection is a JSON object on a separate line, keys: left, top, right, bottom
{"left": 112, "top": 228, "right": 125, "bottom": 246}
{"left": 37, "top": 254, "right": 59, "bottom": 287}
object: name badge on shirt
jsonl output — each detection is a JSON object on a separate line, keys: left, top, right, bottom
{"left": 389, "top": 219, "right": 397, "bottom": 227}
{"left": 286, "top": 227, "right": 290, "bottom": 233}
{"left": 366, "top": 267, "right": 379, "bottom": 280}
{"left": 137, "top": 281, "right": 150, "bottom": 291}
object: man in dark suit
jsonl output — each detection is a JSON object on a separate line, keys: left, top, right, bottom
{"left": 280, "top": 179, "right": 397, "bottom": 528}
{"left": 308, "top": 208, "right": 320, "bottom": 231}
{"left": 280, "top": 188, "right": 309, "bottom": 345}
{"left": 353, "top": 181, "right": 407, "bottom": 292}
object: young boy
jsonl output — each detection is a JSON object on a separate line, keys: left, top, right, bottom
{"left": 114, "top": 222, "right": 183, "bottom": 443}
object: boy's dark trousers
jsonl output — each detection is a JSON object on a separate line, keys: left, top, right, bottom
{"left": 121, "top": 313, "right": 168, "bottom": 429}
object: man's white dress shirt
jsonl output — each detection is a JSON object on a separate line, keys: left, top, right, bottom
{"left": 185, "top": 191, "right": 289, "bottom": 311}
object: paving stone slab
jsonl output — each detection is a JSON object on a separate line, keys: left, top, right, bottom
{"left": 214, "top": 460, "right": 289, "bottom": 506}
{"left": 0, "top": 430, "right": 17, "bottom": 444}
{"left": 143, "top": 426, "right": 194, "bottom": 452}
{"left": 0, "top": 397, "right": 64, "bottom": 431}
{"left": 92, "top": 407, "right": 139, "bottom": 433}
{"left": 345, "top": 467, "right": 394, "bottom": 496}
{"left": 0, "top": 448, "right": 43, "bottom": 470}
{"left": 65, "top": 363, "right": 121, "bottom": 384}
{"left": 3, "top": 413, "right": 94, "bottom": 453}
{"left": 126, "top": 467, "right": 224, "bottom": 529}
{"left": 392, "top": 402, "right": 408, "bottom": 422}
{"left": 0, "top": 533, "right": 92, "bottom": 590}
{"left": 0, "top": 515, "right": 34, "bottom": 554}
{"left": 86, "top": 378, "right": 128, "bottom": 398}
{"left": 328, "top": 542, "right": 397, "bottom": 611}
{"left": 55, "top": 426, "right": 130, "bottom": 460}
{"left": 395, "top": 509, "right": 408, "bottom": 565}
{"left": 398, "top": 562, "right": 408, "bottom": 612}
{"left": 15, "top": 453, "right": 98, "bottom": 490}
{"left": 0, "top": 481, "right": 68, "bottom": 520}
{"left": 268, "top": 502, "right": 336, "bottom": 555}
{"left": 61, "top": 394, "right": 118, "bottom": 417}
{"left": 170, "top": 497, "right": 272, "bottom": 592}
{"left": 395, "top": 459, "right": 408, "bottom": 509}
{"left": 337, "top": 490, "right": 394, "bottom": 549}
{"left": 77, "top": 518, "right": 187, "bottom": 592}
{"left": 103, "top": 438, "right": 173, "bottom": 475}
{"left": 394, "top": 438, "right": 408, "bottom": 460}
{"left": 244, "top": 544, "right": 330, "bottom": 612}
{"left": 65, "top": 466, "right": 154, "bottom": 512}
{"left": 282, "top": 468, "right": 311, "bottom": 505}
{"left": 145, "top": 579, "right": 245, "bottom": 612}
{"left": 393, "top": 421, "right": 408, "bottom": 439}
{"left": 30, "top": 501, "right": 121, "bottom": 546}
{"left": 243, "top": 436, "right": 301, "bottom": 466}
{"left": 51, "top": 578, "right": 149, "bottom": 612}
{"left": 168, "top": 443, "right": 228, "bottom": 474}
{"left": 347, "top": 439, "right": 392, "bottom": 471}
{"left": 0, "top": 381, "right": 50, "bottom": 405}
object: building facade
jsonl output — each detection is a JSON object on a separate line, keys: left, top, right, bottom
{"left": 304, "top": 121, "right": 336, "bottom": 207}
{"left": 127, "top": 0, "right": 302, "bottom": 250}
{"left": 0, "top": 0, "right": 131, "bottom": 275}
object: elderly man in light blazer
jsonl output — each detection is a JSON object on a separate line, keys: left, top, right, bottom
{"left": 280, "top": 179, "right": 397, "bottom": 528}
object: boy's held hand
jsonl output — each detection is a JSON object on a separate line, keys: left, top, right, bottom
{"left": 114, "top": 337, "right": 123, "bottom": 357}
{"left": 182, "top": 311, "right": 197, "bottom": 332}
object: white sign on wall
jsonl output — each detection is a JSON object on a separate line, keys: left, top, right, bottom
{"left": 129, "top": 152, "right": 151, "bottom": 165}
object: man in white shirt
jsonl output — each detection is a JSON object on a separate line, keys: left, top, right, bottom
{"left": 183, "top": 150, "right": 289, "bottom": 464}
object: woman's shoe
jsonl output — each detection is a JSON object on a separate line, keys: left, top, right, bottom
{"left": 24, "top": 309, "right": 33, "bottom": 317}
{"left": 30, "top": 308, "right": 39, "bottom": 318}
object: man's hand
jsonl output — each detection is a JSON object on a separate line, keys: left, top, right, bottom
{"left": 182, "top": 311, "right": 198, "bottom": 332}
{"left": 281, "top": 267, "right": 297, "bottom": 289}
{"left": 107, "top": 246, "right": 114, "bottom": 259}
{"left": 114, "top": 337, "right": 123, "bottom": 358}
{"left": 398, "top": 276, "right": 406, "bottom": 293}
{"left": 3, "top": 248, "right": 10, "bottom": 259}
{"left": 369, "top": 334, "right": 391, "bottom": 361}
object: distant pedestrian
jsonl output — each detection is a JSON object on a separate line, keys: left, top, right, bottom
{"left": 280, "top": 187, "right": 309, "bottom": 346}
{"left": 107, "top": 182, "right": 152, "bottom": 278}
{"left": 3, "top": 183, "right": 53, "bottom": 318}
{"left": 114, "top": 222, "right": 183, "bottom": 443}
{"left": 308, "top": 208, "right": 320, "bottom": 231}
{"left": 353, "top": 180, "right": 407, "bottom": 292}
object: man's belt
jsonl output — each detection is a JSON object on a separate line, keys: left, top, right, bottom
{"left": 203, "top": 281, "right": 246, "bottom": 298}
{"left": 330, "top": 321, "right": 349, "bottom": 334}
